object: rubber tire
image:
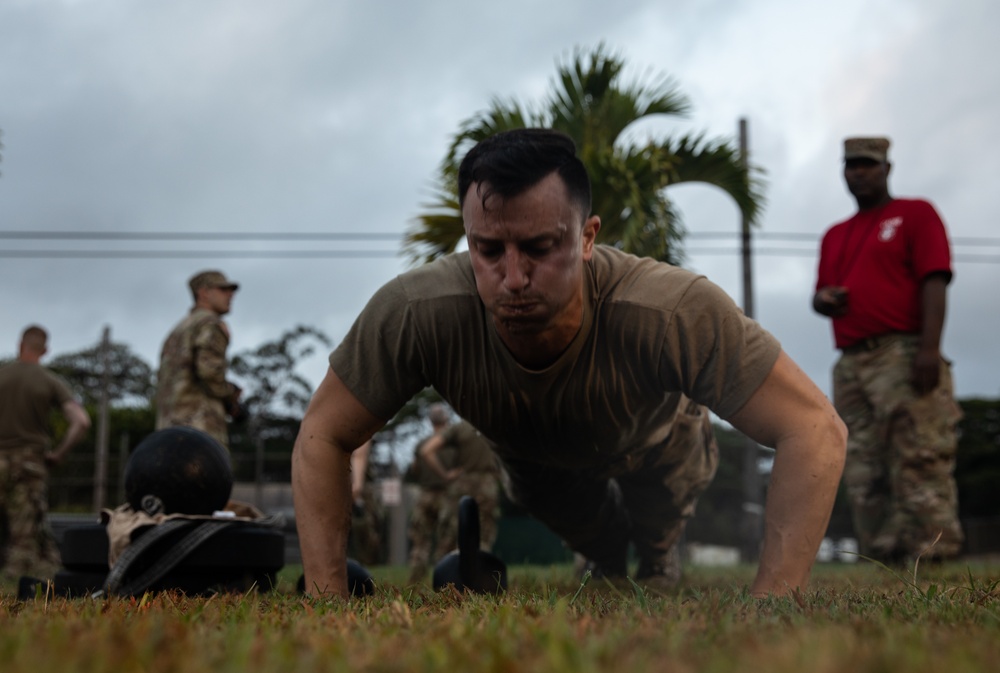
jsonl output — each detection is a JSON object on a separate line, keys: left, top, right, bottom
{"left": 59, "top": 523, "right": 285, "bottom": 572}
{"left": 50, "top": 567, "right": 278, "bottom": 598}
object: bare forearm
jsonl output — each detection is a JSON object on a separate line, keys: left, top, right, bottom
{"left": 919, "top": 275, "right": 947, "bottom": 351}
{"left": 350, "top": 441, "right": 371, "bottom": 500}
{"left": 51, "top": 403, "right": 91, "bottom": 461}
{"left": 750, "top": 416, "right": 846, "bottom": 596}
{"left": 911, "top": 275, "right": 948, "bottom": 393}
{"left": 813, "top": 286, "right": 849, "bottom": 317}
{"left": 726, "top": 351, "right": 847, "bottom": 597}
{"left": 290, "top": 367, "right": 390, "bottom": 598}
{"left": 292, "top": 434, "right": 354, "bottom": 598}
{"left": 52, "top": 423, "right": 87, "bottom": 458}
{"left": 418, "top": 436, "right": 451, "bottom": 480}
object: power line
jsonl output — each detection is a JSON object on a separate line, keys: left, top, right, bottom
{"left": 2, "top": 248, "right": 997, "bottom": 263}
{"left": 1, "top": 230, "right": 997, "bottom": 263}
{"left": 689, "top": 232, "right": 1000, "bottom": 247}
{"left": 687, "top": 248, "right": 998, "bottom": 263}
{"left": 0, "top": 231, "right": 402, "bottom": 241}
{"left": 3, "top": 229, "right": 999, "bottom": 247}
{"left": 0, "top": 250, "right": 402, "bottom": 259}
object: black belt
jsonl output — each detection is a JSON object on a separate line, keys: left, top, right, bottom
{"left": 841, "top": 333, "right": 911, "bottom": 355}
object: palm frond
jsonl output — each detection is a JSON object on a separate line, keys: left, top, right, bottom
{"left": 443, "top": 98, "right": 538, "bottom": 175}
{"left": 403, "top": 183, "right": 465, "bottom": 266}
{"left": 408, "top": 45, "right": 767, "bottom": 266}
{"left": 662, "top": 134, "right": 767, "bottom": 226}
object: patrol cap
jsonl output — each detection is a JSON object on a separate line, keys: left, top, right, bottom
{"left": 189, "top": 270, "right": 239, "bottom": 293}
{"left": 844, "top": 136, "right": 890, "bottom": 162}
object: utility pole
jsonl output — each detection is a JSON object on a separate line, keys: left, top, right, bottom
{"left": 738, "top": 118, "right": 764, "bottom": 562}
{"left": 92, "top": 326, "right": 111, "bottom": 512}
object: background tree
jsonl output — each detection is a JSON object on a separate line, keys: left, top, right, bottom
{"left": 229, "top": 324, "right": 332, "bottom": 428}
{"left": 955, "top": 398, "right": 1000, "bottom": 520}
{"left": 48, "top": 341, "right": 155, "bottom": 407}
{"left": 371, "top": 387, "right": 445, "bottom": 468}
{"left": 228, "top": 325, "right": 332, "bottom": 481}
{"left": 406, "top": 44, "right": 765, "bottom": 266}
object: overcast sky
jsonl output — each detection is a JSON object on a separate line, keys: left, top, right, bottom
{"left": 2, "top": 0, "right": 998, "bottom": 412}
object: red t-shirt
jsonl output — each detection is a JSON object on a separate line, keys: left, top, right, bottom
{"left": 816, "top": 198, "right": 952, "bottom": 349}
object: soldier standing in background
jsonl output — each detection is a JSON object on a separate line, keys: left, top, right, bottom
{"left": 405, "top": 404, "right": 456, "bottom": 582}
{"left": 418, "top": 404, "right": 500, "bottom": 558}
{"left": 347, "top": 439, "right": 383, "bottom": 566}
{"left": 0, "top": 326, "right": 91, "bottom": 582}
{"left": 814, "top": 136, "right": 963, "bottom": 563}
{"left": 156, "top": 270, "right": 242, "bottom": 450}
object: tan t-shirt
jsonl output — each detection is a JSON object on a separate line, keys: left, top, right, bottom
{"left": 442, "top": 421, "right": 499, "bottom": 475}
{"left": 331, "top": 246, "right": 780, "bottom": 471}
{"left": 0, "top": 361, "right": 75, "bottom": 452}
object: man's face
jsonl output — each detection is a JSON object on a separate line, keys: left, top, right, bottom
{"left": 463, "top": 172, "right": 599, "bottom": 343}
{"left": 844, "top": 158, "right": 890, "bottom": 202}
{"left": 200, "top": 286, "right": 236, "bottom": 315}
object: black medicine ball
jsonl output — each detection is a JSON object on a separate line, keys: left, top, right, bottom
{"left": 124, "top": 427, "right": 233, "bottom": 516}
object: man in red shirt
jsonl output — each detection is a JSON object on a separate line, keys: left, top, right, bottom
{"left": 814, "top": 136, "right": 963, "bottom": 563}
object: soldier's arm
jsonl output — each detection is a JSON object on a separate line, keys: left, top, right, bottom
{"left": 913, "top": 273, "right": 948, "bottom": 394}
{"left": 812, "top": 286, "right": 849, "bottom": 317}
{"left": 725, "top": 350, "right": 847, "bottom": 597}
{"left": 292, "top": 368, "right": 385, "bottom": 598}
{"left": 350, "top": 440, "right": 372, "bottom": 501}
{"left": 47, "top": 400, "right": 92, "bottom": 466}
{"left": 418, "top": 433, "right": 461, "bottom": 481}
{"left": 193, "top": 320, "right": 239, "bottom": 400}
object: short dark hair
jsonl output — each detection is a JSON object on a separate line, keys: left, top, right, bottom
{"left": 457, "top": 128, "right": 592, "bottom": 220}
{"left": 20, "top": 325, "right": 48, "bottom": 352}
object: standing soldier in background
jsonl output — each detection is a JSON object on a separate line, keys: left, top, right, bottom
{"left": 156, "top": 270, "right": 242, "bottom": 450}
{"left": 0, "top": 326, "right": 91, "bottom": 582}
{"left": 405, "top": 403, "right": 456, "bottom": 582}
{"left": 814, "top": 136, "right": 963, "bottom": 563}
{"left": 418, "top": 404, "right": 500, "bottom": 558}
{"left": 346, "top": 440, "right": 383, "bottom": 566}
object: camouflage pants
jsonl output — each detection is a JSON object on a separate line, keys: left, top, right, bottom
{"left": 0, "top": 447, "right": 62, "bottom": 582}
{"left": 834, "top": 335, "right": 964, "bottom": 560}
{"left": 500, "top": 399, "right": 718, "bottom": 571}
{"left": 407, "top": 486, "right": 448, "bottom": 579}
{"left": 348, "top": 484, "right": 383, "bottom": 567}
{"left": 436, "top": 473, "right": 500, "bottom": 558}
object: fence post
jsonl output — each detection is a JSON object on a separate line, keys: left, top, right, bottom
{"left": 92, "top": 326, "right": 111, "bottom": 512}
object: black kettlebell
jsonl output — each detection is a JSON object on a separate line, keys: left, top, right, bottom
{"left": 432, "top": 496, "right": 507, "bottom": 594}
{"left": 296, "top": 559, "right": 375, "bottom": 597}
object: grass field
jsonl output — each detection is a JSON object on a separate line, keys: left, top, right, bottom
{"left": 2, "top": 559, "right": 999, "bottom": 672}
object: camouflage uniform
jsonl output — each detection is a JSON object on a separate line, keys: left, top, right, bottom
{"left": 406, "top": 437, "right": 452, "bottom": 581}
{"left": 502, "top": 397, "right": 718, "bottom": 577}
{"left": 407, "top": 485, "right": 449, "bottom": 580}
{"left": 0, "top": 361, "right": 75, "bottom": 581}
{"left": 834, "top": 334, "right": 964, "bottom": 560}
{"left": 155, "top": 307, "right": 239, "bottom": 449}
{"left": 0, "top": 448, "right": 62, "bottom": 581}
{"left": 348, "top": 466, "right": 384, "bottom": 566}
{"left": 436, "top": 472, "right": 500, "bottom": 556}
{"left": 431, "top": 422, "right": 501, "bottom": 557}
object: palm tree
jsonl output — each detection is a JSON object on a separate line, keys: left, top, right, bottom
{"left": 405, "top": 44, "right": 764, "bottom": 266}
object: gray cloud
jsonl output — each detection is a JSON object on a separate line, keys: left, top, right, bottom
{"left": 1, "top": 0, "right": 997, "bottom": 402}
